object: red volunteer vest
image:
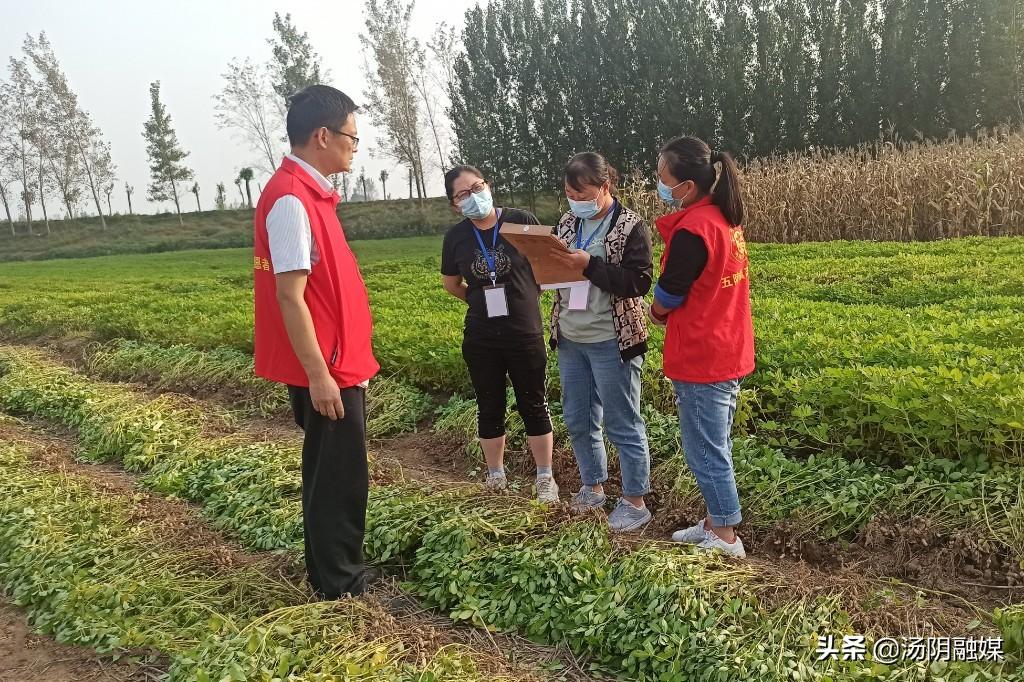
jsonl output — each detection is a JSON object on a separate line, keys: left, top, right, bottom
{"left": 656, "top": 196, "right": 755, "bottom": 383}
{"left": 253, "top": 158, "right": 379, "bottom": 388}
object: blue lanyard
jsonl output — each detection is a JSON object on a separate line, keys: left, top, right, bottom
{"left": 472, "top": 209, "right": 504, "bottom": 284}
{"left": 576, "top": 200, "right": 616, "bottom": 250}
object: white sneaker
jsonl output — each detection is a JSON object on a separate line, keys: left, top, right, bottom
{"left": 535, "top": 475, "right": 559, "bottom": 503}
{"left": 484, "top": 472, "right": 508, "bottom": 491}
{"left": 697, "top": 533, "right": 746, "bottom": 559}
{"left": 671, "top": 520, "right": 710, "bottom": 544}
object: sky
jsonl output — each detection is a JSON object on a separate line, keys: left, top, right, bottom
{"left": 0, "top": 0, "right": 482, "bottom": 215}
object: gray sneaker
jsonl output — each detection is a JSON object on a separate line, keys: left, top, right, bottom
{"left": 570, "top": 487, "right": 607, "bottom": 513}
{"left": 484, "top": 472, "right": 508, "bottom": 491}
{"left": 535, "top": 475, "right": 560, "bottom": 503}
{"left": 607, "top": 498, "right": 652, "bottom": 533}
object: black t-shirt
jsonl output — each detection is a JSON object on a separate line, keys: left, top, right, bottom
{"left": 657, "top": 229, "right": 710, "bottom": 299}
{"left": 440, "top": 207, "right": 543, "bottom": 343}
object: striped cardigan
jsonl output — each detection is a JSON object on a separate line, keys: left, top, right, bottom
{"left": 548, "top": 201, "right": 653, "bottom": 361}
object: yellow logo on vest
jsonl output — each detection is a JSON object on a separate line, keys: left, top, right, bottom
{"left": 730, "top": 228, "right": 748, "bottom": 263}
{"left": 721, "top": 264, "right": 750, "bottom": 289}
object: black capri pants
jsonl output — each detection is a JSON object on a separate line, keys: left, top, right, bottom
{"left": 461, "top": 334, "right": 553, "bottom": 439}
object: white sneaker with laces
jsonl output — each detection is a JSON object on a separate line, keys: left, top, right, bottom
{"left": 697, "top": 533, "right": 746, "bottom": 559}
{"left": 671, "top": 520, "right": 711, "bottom": 544}
{"left": 535, "top": 475, "right": 559, "bottom": 503}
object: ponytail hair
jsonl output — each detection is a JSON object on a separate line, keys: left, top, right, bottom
{"left": 659, "top": 136, "right": 745, "bottom": 226}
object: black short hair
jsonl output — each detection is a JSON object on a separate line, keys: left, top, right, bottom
{"left": 286, "top": 85, "right": 359, "bottom": 147}
{"left": 443, "top": 165, "right": 485, "bottom": 203}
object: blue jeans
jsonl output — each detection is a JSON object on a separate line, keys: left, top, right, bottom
{"left": 673, "top": 379, "right": 743, "bottom": 527}
{"left": 557, "top": 336, "right": 651, "bottom": 497}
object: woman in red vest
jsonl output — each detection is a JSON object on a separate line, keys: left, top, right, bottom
{"left": 649, "top": 136, "right": 754, "bottom": 558}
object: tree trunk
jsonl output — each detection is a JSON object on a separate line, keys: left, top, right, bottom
{"left": 361, "top": 177, "right": 368, "bottom": 201}
{"left": 236, "top": 184, "right": 245, "bottom": 206}
{"left": 194, "top": 190, "right": 201, "bottom": 212}
{"left": 408, "top": 168, "right": 413, "bottom": 199}
{"left": 77, "top": 143, "right": 106, "bottom": 229}
{"left": 413, "top": 152, "right": 426, "bottom": 205}
{"left": 0, "top": 182, "right": 14, "bottom": 236}
{"left": 382, "top": 179, "right": 388, "bottom": 200}
{"left": 18, "top": 145, "right": 33, "bottom": 234}
{"left": 37, "top": 162, "right": 51, "bottom": 236}
{"left": 126, "top": 189, "right": 134, "bottom": 215}
{"left": 41, "top": 200, "right": 51, "bottom": 235}
{"left": 88, "top": 185, "right": 105, "bottom": 229}
{"left": 21, "top": 188, "right": 33, "bottom": 236}
{"left": 65, "top": 115, "right": 108, "bottom": 230}
{"left": 43, "top": 154, "right": 74, "bottom": 222}
{"left": 527, "top": 167, "right": 536, "bottom": 215}
{"left": 106, "top": 193, "right": 113, "bottom": 218}
{"left": 244, "top": 180, "right": 253, "bottom": 209}
{"left": 171, "top": 181, "right": 183, "bottom": 227}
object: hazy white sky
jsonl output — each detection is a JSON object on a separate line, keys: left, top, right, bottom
{"left": 1, "top": 0, "right": 482, "bottom": 215}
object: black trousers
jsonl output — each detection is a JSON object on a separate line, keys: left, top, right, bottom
{"left": 462, "top": 335, "right": 553, "bottom": 439}
{"left": 288, "top": 384, "right": 369, "bottom": 599}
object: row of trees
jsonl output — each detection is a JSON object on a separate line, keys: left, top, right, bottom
{"left": 0, "top": 15, "right": 387, "bottom": 234}
{"left": 217, "top": 9, "right": 445, "bottom": 204}
{"left": 359, "top": 0, "right": 457, "bottom": 201}
{"left": 12, "top": 2, "right": 1017, "bottom": 230}
{"left": 442, "top": 0, "right": 1024, "bottom": 207}
{"left": 0, "top": 34, "right": 117, "bottom": 236}
{"left": 144, "top": 12, "right": 338, "bottom": 225}
{"left": 141, "top": 83, "right": 266, "bottom": 221}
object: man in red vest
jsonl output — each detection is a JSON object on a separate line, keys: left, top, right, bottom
{"left": 252, "top": 85, "right": 380, "bottom": 598}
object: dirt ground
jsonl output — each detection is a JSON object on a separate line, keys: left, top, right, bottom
{"left": 0, "top": 602, "right": 153, "bottom": 682}
{"left": 0, "top": 419, "right": 597, "bottom": 682}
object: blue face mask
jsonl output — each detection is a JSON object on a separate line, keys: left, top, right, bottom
{"left": 658, "top": 179, "right": 686, "bottom": 205}
{"left": 459, "top": 188, "right": 494, "bottom": 220}
{"left": 568, "top": 197, "right": 602, "bottom": 220}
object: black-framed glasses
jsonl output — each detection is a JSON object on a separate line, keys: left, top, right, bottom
{"left": 452, "top": 181, "right": 486, "bottom": 204}
{"left": 326, "top": 127, "right": 359, "bottom": 150}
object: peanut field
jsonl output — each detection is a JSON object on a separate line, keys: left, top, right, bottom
{"left": 0, "top": 229, "right": 1020, "bottom": 681}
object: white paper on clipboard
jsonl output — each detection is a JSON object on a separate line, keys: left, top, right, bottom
{"left": 540, "top": 280, "right": 590, "bottom": 310}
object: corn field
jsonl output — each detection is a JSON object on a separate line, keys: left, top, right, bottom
{"left": 622, "top": 128, "right": 1024, "bottom": 242}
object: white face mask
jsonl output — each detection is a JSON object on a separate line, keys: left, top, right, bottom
{"left": 459, "top": 188, "right": 493, "bottom": 220}
{"left": 568, "top": 197, "right": 602, "bottom": 219}
{"left": 658, "top": 178, "right": 687, "bottom": 206}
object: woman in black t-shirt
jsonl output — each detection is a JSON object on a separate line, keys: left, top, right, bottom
{"left": 440, "top": 165, "right": 559, "bottom": 503}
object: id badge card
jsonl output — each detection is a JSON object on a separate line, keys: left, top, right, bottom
{"left": 567, "top": 282, "right": 590, "bottom": 311}
{"left": 484, "top": 284, "right": 509, "bottom": 317}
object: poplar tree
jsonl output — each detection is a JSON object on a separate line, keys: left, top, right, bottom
{"left": 143, "top": 81, "right": 193, "bottom": 225}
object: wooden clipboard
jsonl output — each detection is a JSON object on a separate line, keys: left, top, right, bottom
{"left": 500, "top": 223, "right": 588, "bottom": 288}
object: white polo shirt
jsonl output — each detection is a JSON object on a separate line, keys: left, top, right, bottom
{"left": 266, "top": 154, "right": 331, "bottom": 274}
{"left": 266, "top": 156, "right": 368, "bottom": 389}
